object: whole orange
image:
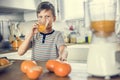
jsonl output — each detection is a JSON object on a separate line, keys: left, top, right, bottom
{"left": 46, "top": 60, "right": 60, "bottom": 72}
{"left": 20, "top": 60, "right": 37, "bottom": 73}
{"left": 54, "top": 62, "right": 71, "bottom": 77}
{"left": 26, "top": 66, "right": 43, "bottom": 79}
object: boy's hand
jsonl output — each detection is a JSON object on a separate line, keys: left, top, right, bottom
{"left": 57, "top": 50, "right": 68, "bottom": 61}
{"left": 31, "top": 22, "right": 39, "bottom": 35}
{"left": 57, "top": 56, "right": 67, "bottom": 61}
{"left": 58, "top": 45, "right": 68, "bottom": 61}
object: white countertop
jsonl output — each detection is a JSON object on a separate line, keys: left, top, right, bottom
{"left": 0, "top": 49, "right": 32, "bottom": 60}
{"left": 67, "top": 44, "right": 90, "bottom": 48}
{"left": 69, "top": 62, "right": 88, "bottom": 80}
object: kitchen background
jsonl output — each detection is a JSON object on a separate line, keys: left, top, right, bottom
{"left": 0, "top": 0, "right": 120, "bottom": 62}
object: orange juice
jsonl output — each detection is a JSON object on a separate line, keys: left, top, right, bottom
{"left": 38, "top": 24, "right": 46, "bottom": 32}
{"left": 91, "top": 20, "right": 115, "bottom": 37}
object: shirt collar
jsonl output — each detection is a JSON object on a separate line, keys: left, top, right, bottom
{"left": 40, "top": 30, "right": 55, "bottom": 35}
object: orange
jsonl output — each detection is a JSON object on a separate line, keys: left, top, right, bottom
{"left": 26, "top": 66, "right": 43, "bottom": 79}
{"left": 20, "top": 60, "right": 37, "bottom": 73}
{"left": 54, "top": 62, "right": 71, "bottom": 77}
{"left": 11, "top": 40, "right": 18, "bottom": 48}
{"left": 46, "top": 60, "right": 60, "bottom": 72}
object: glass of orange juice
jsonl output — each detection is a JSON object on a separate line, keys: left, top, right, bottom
{"left": 38, "top": 24, "right": 46, "bottom": 32}
{"left": 38, "top": 20, "right": 49, "bottom": 32}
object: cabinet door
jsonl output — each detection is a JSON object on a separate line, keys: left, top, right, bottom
{"left": 61, "top": 0, "right": 85, "bottom": 20}
{"left": 0, "top": 0, "right": 36, "bottom": 10}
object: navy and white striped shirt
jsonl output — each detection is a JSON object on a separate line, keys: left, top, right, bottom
{"left": 31, "top": 30, "right": 65, "bottom": 61}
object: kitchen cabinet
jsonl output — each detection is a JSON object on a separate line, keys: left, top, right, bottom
{"left": 0, "top": 50, "right": 32, "bottom": 60}
{"left": 0, "top": 0, "right": 36, "bottom": 13}
{"left": 60, "top": 0, "right": 85, "bottom": 20}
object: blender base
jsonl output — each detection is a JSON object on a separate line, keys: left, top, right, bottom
{"left": 88, "top": 73, "right": 113, "bottom": 80}
{"left": 87, "top": 43, "right": 120, "bottom": 78}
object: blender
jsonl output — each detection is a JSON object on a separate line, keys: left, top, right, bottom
{"left": 87, "top": 0, "right": 120, "bottom": 79}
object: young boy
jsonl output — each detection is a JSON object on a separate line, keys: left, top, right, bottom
{"left": 18, "top": 1, "right": 67, "bottom": 61}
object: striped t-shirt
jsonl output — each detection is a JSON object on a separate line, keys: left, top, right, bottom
{"left": 31, "top": 30, "right": 65, "bottom": 61}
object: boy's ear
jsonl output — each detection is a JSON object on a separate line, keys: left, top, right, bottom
{"left": 53, "top": 16, "right": 56, "bottom": 22}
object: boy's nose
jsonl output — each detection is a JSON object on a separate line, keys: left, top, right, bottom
{"left": 41, "top": 17, "right": 47, "bottom": 23}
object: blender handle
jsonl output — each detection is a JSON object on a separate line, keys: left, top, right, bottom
{"left": 115, "top": 16, "right": 120, "bottom": 35}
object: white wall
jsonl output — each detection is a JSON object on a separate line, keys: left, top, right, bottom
{"left": 53, "top": 21, "right": 68, "bottom": 32}
{"left": 24, "top": 11, "right": 37, "bottom": 21}
{"left": 18, "top": 21, "right": 36, "bottom": 36}
{"left": 61, "top": 0, "right": 85, "bottom": 20}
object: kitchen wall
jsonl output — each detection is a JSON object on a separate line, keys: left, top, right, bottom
{"left": 0, "top": 0, "right": 120, "bottom": 62}
{"left": 0, "top": 13, "right": 24, "bottom": 41}
{"left": 24, "top": 11, "right": 37, "bottom": 21}
{"left": 18, "top": 20, "right": 68, "bottom": 37}
{"left": 1, "top": 0, "right": 120, "bottom": 41}
{"left": 0, "top": 13, "right": 24, "bottom": 21}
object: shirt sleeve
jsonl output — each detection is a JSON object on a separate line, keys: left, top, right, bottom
{"left": 56, "top": 31, "right": 65, "bottom": 49}
{"left": 32, "top": 33, "right": 40, "bottom": 47}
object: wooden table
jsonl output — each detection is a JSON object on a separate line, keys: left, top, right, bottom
{"left": 0, "top": 60, "right": 120, "bottom": 80}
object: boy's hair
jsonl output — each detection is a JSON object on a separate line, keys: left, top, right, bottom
{"left": 36, "top": 1, "right": 56, "bottom": 17}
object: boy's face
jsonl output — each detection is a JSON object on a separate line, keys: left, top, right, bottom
{"left": 37, "top": 9, "right": 56, "bottom": 30}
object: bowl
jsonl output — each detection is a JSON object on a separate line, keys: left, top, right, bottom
{"left": 0, "top": 61, "right": 13, "bottom": 72}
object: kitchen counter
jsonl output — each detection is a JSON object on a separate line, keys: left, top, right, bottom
{"left": 0, "top": 47, "right": 32, "bottom": 54}
{"left": 0, "top": 48, "right": 17, "bottom": 54}
{"left": 0, "top": 60, "right": 87, "bottom": 80}
{"left": 0, "top": 49, "right": 32, "bottom": 60}
{"left": 0, "top": 44, "right": 89, "bottom": 61}
{"left": 0, "top": 60, "right": 120, "bottom": 80}
{"left": 0, "top": 43, "right": 89, "bottom": 54}
{"left": 66, "top": 43, "right": 90, "bottom": 46}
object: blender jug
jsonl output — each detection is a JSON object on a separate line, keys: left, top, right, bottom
{"left": 89, "top": 1, "right": 116, "bottom": 37}
{"left": 87, "top": 1, "right": 120, "bottom": 79}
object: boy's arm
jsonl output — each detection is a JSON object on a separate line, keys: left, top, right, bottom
{"left": 58, "top": 45, "right": 68, "bottom": 61}
{"left": 18, "top": 23, "right": 39, "bottom": 56}
{"left": 18, "top": 32, "right": 33, "bottom": 56}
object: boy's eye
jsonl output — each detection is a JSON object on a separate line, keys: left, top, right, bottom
{"left": 45, "top": 16, "right": 50, "bottom": 18}
{"left": 38, "top": 16, "right": 42, "bottom": 19}
{"left": 38, "top": 16, "right": 50, "bottom": 19}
